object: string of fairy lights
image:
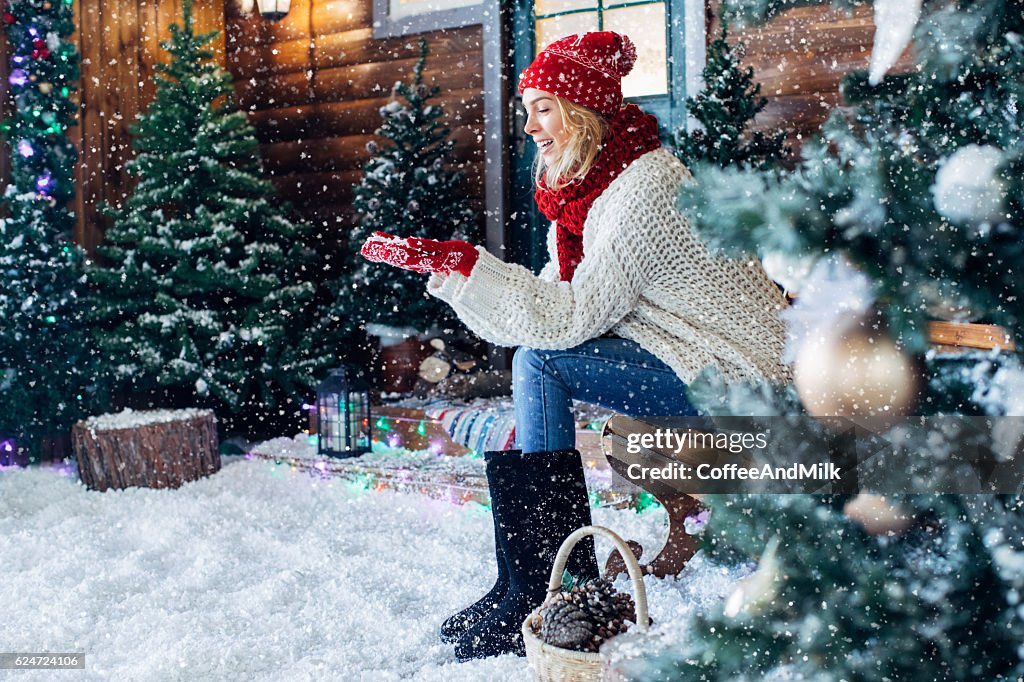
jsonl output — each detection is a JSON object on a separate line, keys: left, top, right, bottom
{"left": 0, "top": 0, "right": 89, "bottom": 452}
{"left": 1, "top": 0, "right": 82, "bottom": 347}
{"left": 2, "top": 0, "right": 79, "bottom": 207}
{"left": 247, "top": 444, "right": 648, "bottom": 512}
{"left": 256, "top": 410, "right": 650, "bottom": 511}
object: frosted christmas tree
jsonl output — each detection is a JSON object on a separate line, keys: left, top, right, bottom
{"left": 0, "top": 0, "right": 97, "bottom": 459}
{"left": 340, "top": 39, "right": 478, "bottom": 335}
{"left": 680, "top": 0, "right": 1024, "bottom": 344}
{"left": 89, "top": 0, "right": 341, "bottom": 430}
{"left": 674, "top": 18, "right": 788, "bottom": 170}
{"left": 626, "top": 0, "right": 1024, "bottom": 678}
{"left": 0, "top": 193, "right": 94, "bottom": 460}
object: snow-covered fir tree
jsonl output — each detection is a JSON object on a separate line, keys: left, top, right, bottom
{"left": 679, "top": 0, "right": 1024, "bottom": 346}
{"left": 341, "top": 39, "right": 478, "bottom": 335}
{"left": 628, "top": 360, "right": 1024, "bottom": 680}
{"left": 0, "top": 0, "right": 97, "bottom": 459}
{"left": 89, "top": 0, "right": 341, "bottom": 430}
{"left": 674, "top": 18, "right": 787, "bottom": 170}
{"left": 0, "top": 193, "right": 96, "bottom": 460}
{"left": 641, "top": 0, "right": 1024, "bottom": 678}
{"left": 642, "top": 489, "right": 1024, "bottom": 681}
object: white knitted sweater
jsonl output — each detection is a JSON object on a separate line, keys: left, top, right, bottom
{"left": 427, "top": 148, "right": 791, "bottom": 384}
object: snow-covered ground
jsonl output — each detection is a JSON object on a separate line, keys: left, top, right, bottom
{"left": 0, "top": 447, "right": 744, "bottom": 681}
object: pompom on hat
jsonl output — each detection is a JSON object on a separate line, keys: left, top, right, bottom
{"left": 518, "top": 31, "right": 637, "bottom": 116}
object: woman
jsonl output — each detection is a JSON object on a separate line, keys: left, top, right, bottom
{"left": 361, "top": 31, "right": 790, "bottom": 660}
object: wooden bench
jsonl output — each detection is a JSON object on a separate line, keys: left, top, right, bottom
{"left": 370, "top": 403, "right": 613, "bottom": 469}
{"left": 601, "top": 321, "right": 1017, "bottom": 579}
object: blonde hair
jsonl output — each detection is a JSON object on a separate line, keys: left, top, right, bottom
{"left": 533, "top": 95, "right": 609, "bottom": 191}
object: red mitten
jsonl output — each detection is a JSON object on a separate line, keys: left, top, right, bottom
{"left": 361, "top": 232, "right": 478, "bottom": 276}
{"left": 404, "top": 236, "right": 479, "bottom": 277}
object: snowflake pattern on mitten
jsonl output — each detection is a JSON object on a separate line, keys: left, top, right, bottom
{"left": 361, "top": 232, "right": 477, "bottom": 276}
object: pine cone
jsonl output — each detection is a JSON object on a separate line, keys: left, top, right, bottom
{"left": 576, "top": 578, "right": 636, "bottom": 627}
{"left": 539, "top": 599, "right": 596, "bottom": 651}
{"left": 612, "top": 591, "right": 638, "bottom": 625}
{"left": 539, "top": 578, "right": 641, "bottom": 652}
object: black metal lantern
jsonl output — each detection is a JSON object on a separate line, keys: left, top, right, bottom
{"left": 316, "top": 366, "right": 372, "bottom": 458}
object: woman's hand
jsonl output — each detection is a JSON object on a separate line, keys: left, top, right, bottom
{"left": 360, "top": 232, "right": 479, "bottom": 277}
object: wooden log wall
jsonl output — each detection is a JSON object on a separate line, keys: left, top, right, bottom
{"left": 68, "top": 0, "right": 487, "bottom": 254}
{"left": 35, "top": 0, "right": 899, "bottom": 252}
{"left": 223, "top": 0, "right": 485, "bottom": 244}
{"left": 71, "top": 0, "right": 226, "bottom": 254}
{"left": 710, "top": 0, "right": 914, "bottom": 147}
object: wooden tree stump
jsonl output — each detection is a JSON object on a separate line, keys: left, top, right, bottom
{"left": 72, "top": 409, "right": 220, "bottom": 491}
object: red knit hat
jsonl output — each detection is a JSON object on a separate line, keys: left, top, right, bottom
{"left": 518, "top": 32, "right": 637, "bottom": 116}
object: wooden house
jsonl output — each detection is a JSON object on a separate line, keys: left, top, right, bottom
{"left": 39, "top": 0, "right": 899, "bottom": 270}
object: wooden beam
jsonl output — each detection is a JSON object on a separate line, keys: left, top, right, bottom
{"left": 234, "top": 51, "right": 483, "bottom": 110}
{"left": 245, "top": 90, "right": 483, "bottom": 141}
{"left": 270, "top": 160, "right": 484, "bottom": 204}
{"left": 927, "top": 322, "right": 1016, "bottom": 351}
{"left": 260, "top": 122, "right": 483, "bottom": 174}
{"left": 228, "top": 26, "right": 483, "bottom": 79}
{"left": 312, "top": 0, "right": 373, "bottom": 37}
{"left": 750, "top": 91, "right": 841, "bottom": 136}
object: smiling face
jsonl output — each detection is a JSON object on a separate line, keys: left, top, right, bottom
{"left": 522, "top": 88, "right": 572, "bottom": 164}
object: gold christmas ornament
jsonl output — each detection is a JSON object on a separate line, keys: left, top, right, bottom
{"left": 794, "top": 321, "right": 920, "bottom": 417}
{"left": 843, "top": 494, "right": 913, "bottom": 536}
{"left": 38, "top": 82, "right": 53, "bottom": 94}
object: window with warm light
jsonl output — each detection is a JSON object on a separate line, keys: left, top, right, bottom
{"left": 390, "top": 0, "right": 482, "bottom": 19}
{"left": 533, "top": 1, "right": 669, "bottom": 99}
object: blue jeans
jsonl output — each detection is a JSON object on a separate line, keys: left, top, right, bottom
{"left": 512, "top": 338, "right": 699, "bottom": 453}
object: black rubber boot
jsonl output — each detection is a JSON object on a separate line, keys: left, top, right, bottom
{"left": 455, "top": 449, "right": 598, "bottom": 661}
{"left": 439, "top": 450, "right": 517, "bottom": 643}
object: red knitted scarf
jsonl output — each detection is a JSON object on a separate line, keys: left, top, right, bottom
{"left": 534, "top": 104, "right": 661, "bottom": 281}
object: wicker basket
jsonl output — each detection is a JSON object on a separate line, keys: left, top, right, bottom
{"left": 522, "top": 525, "right": 650, "bottom": 682}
